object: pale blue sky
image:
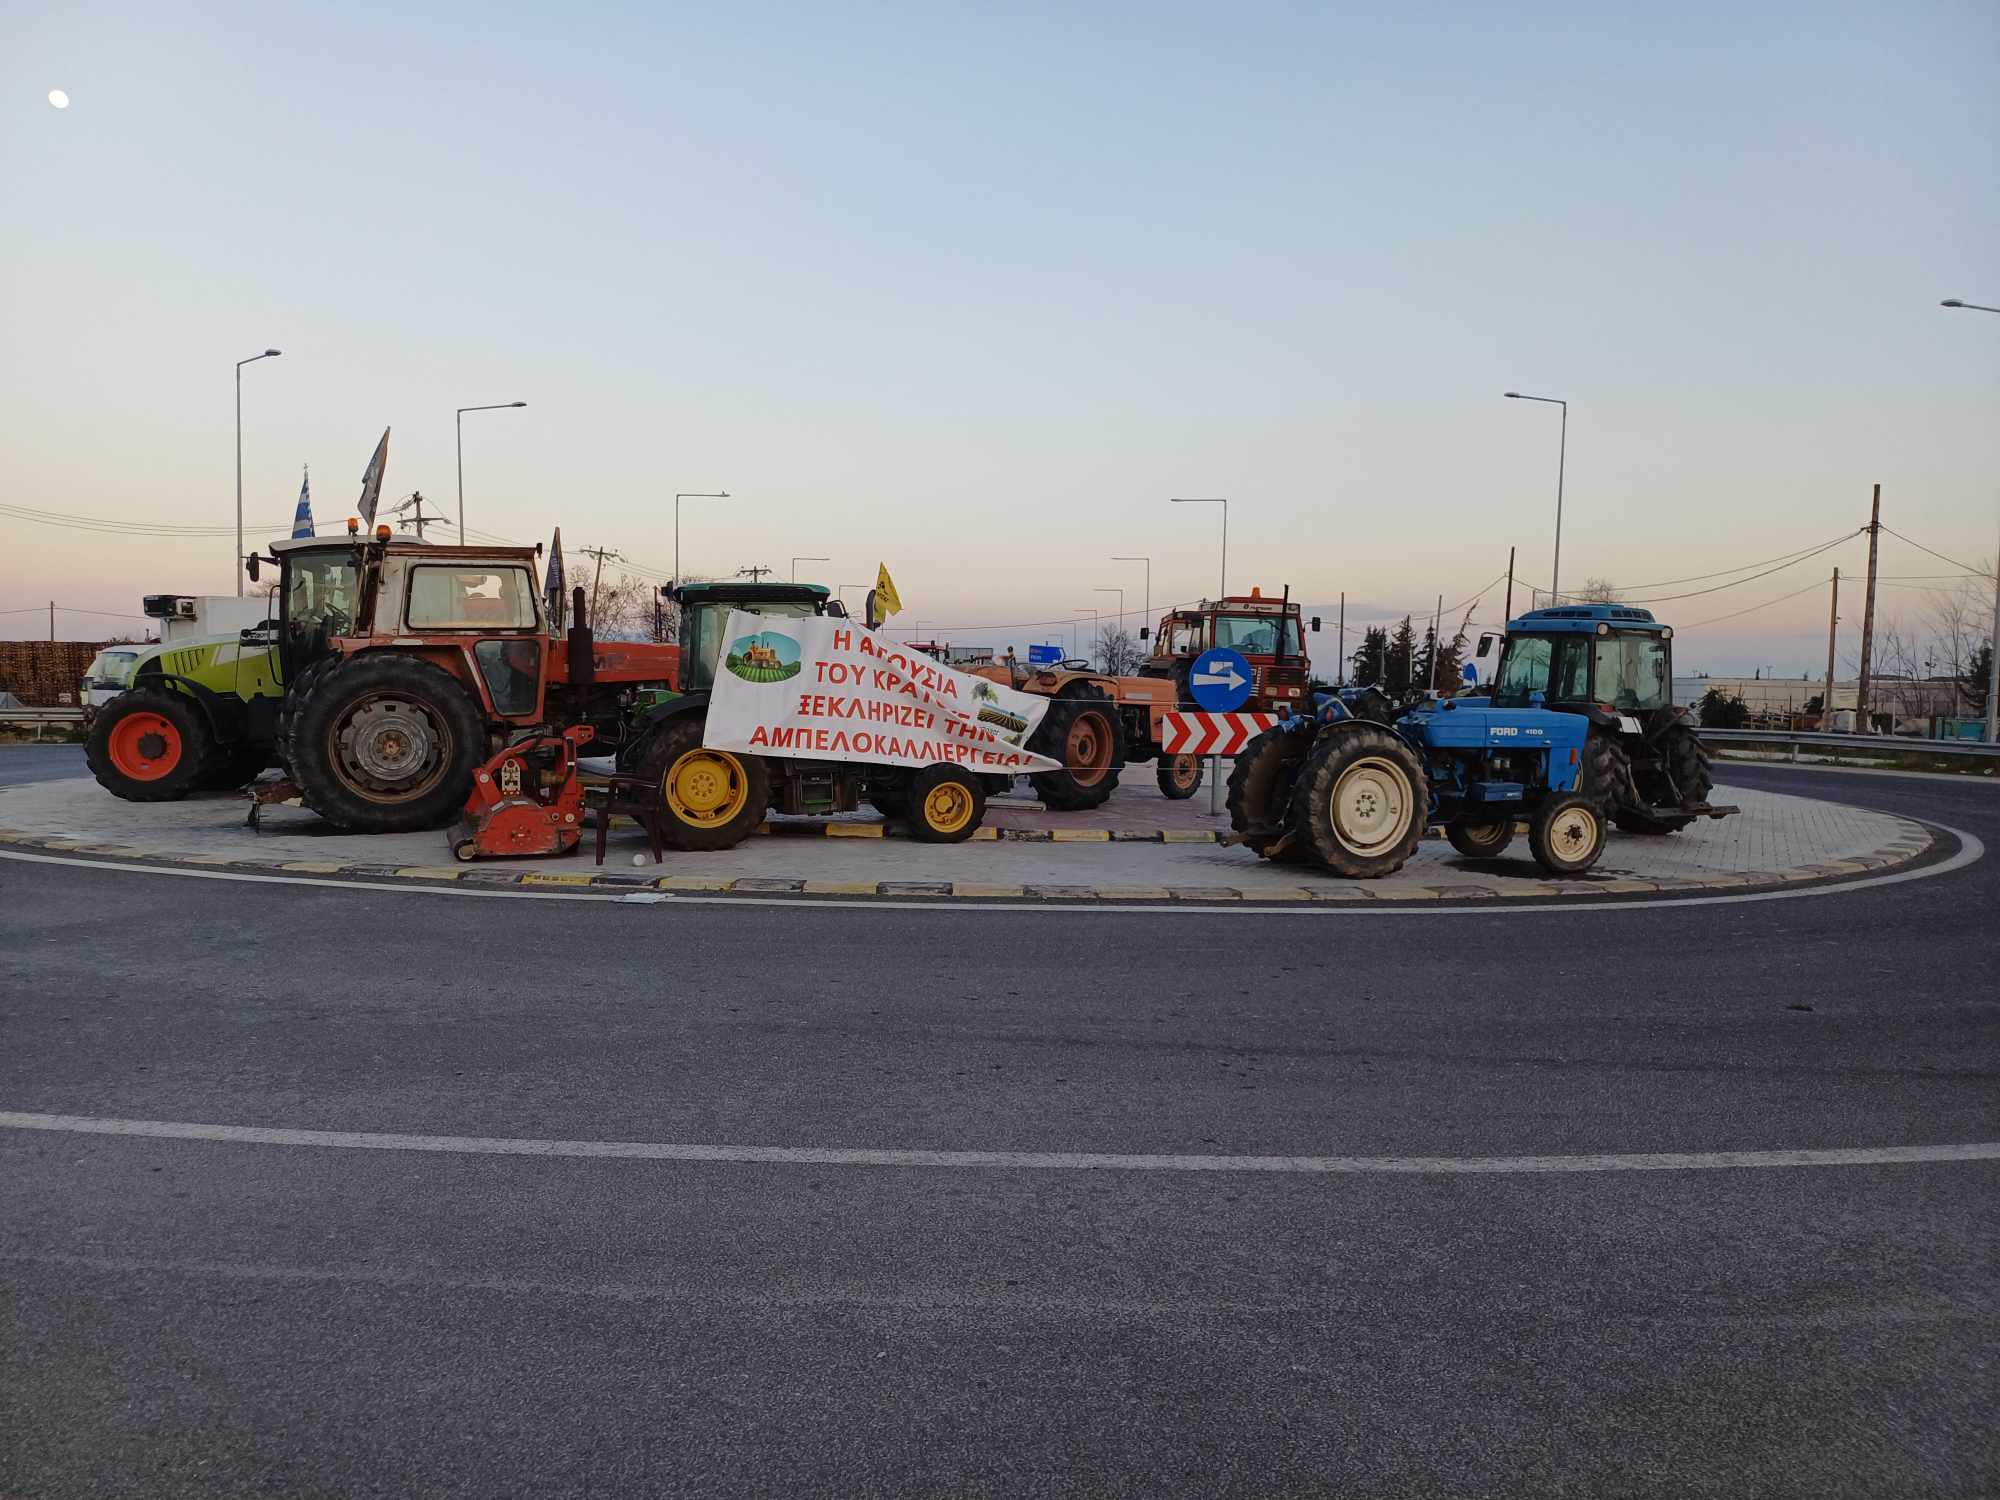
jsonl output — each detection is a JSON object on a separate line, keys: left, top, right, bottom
{"left": 4, "top": 0, "right": 1995, "bottom": 672}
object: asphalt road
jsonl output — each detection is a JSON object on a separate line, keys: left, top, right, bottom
{"left": 1, "top": 758, "right": 1995, "bottom": 1497}
{"left": 0, "top": 742, "right": 86, "bottom": 786}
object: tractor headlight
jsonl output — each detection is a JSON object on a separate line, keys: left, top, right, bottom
{"left": 1596, "top": 622, "right": 1610, "bottom": 636}
{"left": 1661, "top": 627, "right": 1672, "bottom": 640}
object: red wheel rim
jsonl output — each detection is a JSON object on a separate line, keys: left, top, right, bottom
{"left": 1168, "top": 756, "right": 1199, "bottom": 792}
{"left": 107, "top": 712, "right": 182, "bottom": 780}
{"left": 1065, "top": 710, "right": 1112, "bottom": 786}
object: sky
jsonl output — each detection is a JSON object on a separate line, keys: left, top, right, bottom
{"left": 3, "top": 0, "right": 1995, "bottom": 676}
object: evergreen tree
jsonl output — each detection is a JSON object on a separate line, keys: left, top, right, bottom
{"left": 1350, "top": 626, "right": 1388, "bottom": 687}
{"left": 1386, "top": 616, "right": 1416, "bottom": 694}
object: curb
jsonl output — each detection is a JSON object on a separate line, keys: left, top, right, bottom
{"left": 0, "top": 820, "right": 1938, "bottom": 906}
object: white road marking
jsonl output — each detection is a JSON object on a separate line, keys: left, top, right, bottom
{"left": 0, "top": 823, "right": 1980, "bottom": 915}
{"left": 1, "top": 1111, "right": 1995, "bottom": 1176}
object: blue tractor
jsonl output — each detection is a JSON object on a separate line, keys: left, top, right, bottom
{"left": 1225, "top": 604, "right": 1732, "bottom": 878}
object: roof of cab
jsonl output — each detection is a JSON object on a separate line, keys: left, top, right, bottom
{"left": 1505, "top": 602, "right": 1664, "bottom": 634}
{"left": 672, "top": 581, "right": 830, "bottom": 601}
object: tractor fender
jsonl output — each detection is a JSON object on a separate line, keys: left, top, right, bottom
{"left": 644, "top": 690, "right": 711, "bottom": 724}
{"left": 137, "top": 670, "right": 249, "bottom": 747}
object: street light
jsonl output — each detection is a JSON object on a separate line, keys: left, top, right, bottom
{"left": 455, "top": 402, "right": 526, "bottom": 544}
{"left": 1169, "top": 498, "right": 1228, "bottom": 596}
{"left": 1504, "top": 392, "right": 1568, "bottom": 601}
{"left": 674, "top": 492, "right": 730, "bottom": 588}
{"left": 1942, "top": 300, "right": 2000, "bottom": 741}
{"left": 792, "top": 555, "right": 830, "bottom": 583}
{"left": 1111, "top": 555, "right": 1150, "bottom": 636}
{"left": 235, "top": 349, "right": 281, "bottom": 594}
{"left": 1941, "top": 299, "right": 2000, "bottom": 313}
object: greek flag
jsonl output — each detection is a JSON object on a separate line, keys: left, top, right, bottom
{"left": 290, "top": 467, "right": 315, "bottom": 538}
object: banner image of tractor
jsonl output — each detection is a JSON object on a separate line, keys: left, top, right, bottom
{"left": 725, "top": 630, "right": 803, "bottom": 684}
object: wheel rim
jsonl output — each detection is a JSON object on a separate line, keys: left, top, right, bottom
{"left": 330, "top": 692, "right": 452, "bottom": 804}
{"left": 107, "top": 712, "right": 182, "bottom": 780}
{"left": 1547, "top": 805, "right": 1599, "bottom": 865}
{"left": 1167, "top": 755, "right": 1199, "bottom": 792}
{"left": 665, "top": 749, "right": 750, "bottom": 827}
{"left": 1065, "top": 710, "right": 1113, "bottom": 786}
{"left": 921, "top": 781, "right": 974, "bottom": 834}
{"left": 1326, "top": 755, "right": 1415, "bottom": 858}
{"left": 1462, "top": 821, "right": 1509, "bottom": 850}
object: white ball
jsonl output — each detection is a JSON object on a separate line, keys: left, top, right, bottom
{"left": 48, "top": 90, "right": 70, "bottom": 109}
{"left": 631, "top": 853, "right": 647, "bottom": 867}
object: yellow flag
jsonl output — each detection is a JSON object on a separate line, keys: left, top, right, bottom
{"left": 874, "top": 562, "right": 904, "bottom": 618}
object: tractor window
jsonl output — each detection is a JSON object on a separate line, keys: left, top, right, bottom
{"left": 284, "top": 555, "right": 360, "bottom": 645}
{"left": 1157, "top": 618, "right": 1199, "bottom": 656}
{"left": 407, "top": 567, "right": 538, "bottom": 630}
{"left": 474, "top": 639, "right": 543, "bottom": 717}
{"left": 86, "top": 650, "right": 140, "bottom": 689}
{"left": 1593, "top": 633, "right": 1671, "bottom": 711}
{"left": 684, "top": 600, "right": 820, "bottom": 692}
{"left": 1550, "top": 636, "right": 1593, "bottom": 703}
{"left": 1491, "top": 636, "right": 1552, "bottom": 706}
{"left": 1212, "top": 615, "right": 1302, "bottom": 656}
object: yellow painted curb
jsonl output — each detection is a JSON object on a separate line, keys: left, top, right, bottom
{"left": 1160, "top": 830, "right": 1218, "bottom": 843}
{"left": 970, "top": 827, "right": 999, "bottom": 841}
{"left": 280, "top": 860, "right": 344, "bottom": 873}
{"left": 952, "top": 882, "right": 1026, "bottom": 898}
{"left": 803, "top": 880, "right": 880, "bottom": 895}
{"left": 1595, "top": 879, "right": 1659, "bottom": 894}
{"left": 1096, "top": 885, "right": 1172, "bottom": 900}
{"left": 394, "top": 867, "right": 466, "bottom": 880}
{"left": 826, "top": 823, "right": 885, "bottom": 839}
{"left": 521, "top": 873, "right": 596, "bottom": 887}
{"left": 1051, "top": 829, "right": 1110, "bottom": 842}
{"left": 654, "top": 875, "right": 732, "bottom": 891}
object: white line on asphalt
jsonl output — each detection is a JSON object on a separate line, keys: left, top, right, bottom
{"left": 1, "top": 1110, "right": 1994, "bottom": 1175}
{"left": 0, "top": 823, "right": 1981, "bottom": 915}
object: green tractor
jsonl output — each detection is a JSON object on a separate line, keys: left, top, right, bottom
{"left": 618, "top": 580, "right": 992, "bottom": 847}
{"left": 84, "top": 619, "right": 283, "bottom": 802}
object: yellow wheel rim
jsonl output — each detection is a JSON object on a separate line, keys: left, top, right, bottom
{"left": 921, "top": 781, "right": 975, "bottom": 835}
{"left": 665, "top": 748, "right": 750, "bottom": 826}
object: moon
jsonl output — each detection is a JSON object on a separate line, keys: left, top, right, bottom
{"left": 48, "top": 89, "right": 70, "bottom": 109}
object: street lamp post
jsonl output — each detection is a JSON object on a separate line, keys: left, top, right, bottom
{"left": 455, "top": 402, "right": 527, "bottom": 544}
{"left": 1940, "top": 298, "right": 2000, "bottom": 743}
{"left": 792, "top": 556, "right": 830, "bottom": 583}
{"left": 674, "top": 492, "right": 730, "bottom": 588}
{"left": 1169, "top": 498, "right": 1228, "bottom": 596}
{"left": 1504, "top": 392, "right": 1568, "bottom": 602}
{"left": 1111, "top": 555, "right": 1151, "bottom": 638}
{"left": 235, "top": 349, "right": 281, "bottom": 593}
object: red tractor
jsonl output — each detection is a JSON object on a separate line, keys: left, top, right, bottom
{"left": 1140, "top": 588, "right": 1319, "bottom": 713}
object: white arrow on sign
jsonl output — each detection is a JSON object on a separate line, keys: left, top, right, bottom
{"left": 1194, "top": 664, "right": 1246, "bottom": 690}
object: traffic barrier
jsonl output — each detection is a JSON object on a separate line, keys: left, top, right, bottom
{"left": 1161, "top": 711, "right": 1283, "bottom": 755}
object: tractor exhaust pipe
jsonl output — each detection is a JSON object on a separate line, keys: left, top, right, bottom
{"left": 569, "top": 585, "right": 594, "bottom": 690}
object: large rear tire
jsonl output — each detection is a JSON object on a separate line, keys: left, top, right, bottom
{"left": 1615, "top": 721, "right": 1713, "bottom": 834}
{"left": 288, "top": 654, "right": 486, "bottom": 832}
{"left": 1225, "top": 726, "right": 1311, "bottom": 861}
{"left": 640, "top": 713, "right": 770, "bottom": 850}
{"left": 85, "top": 686, "right": 212, "bottom": 802}
{"left": 276, "top": 656, "right": 339, "bottom": 773}
{"left": 1029, "top": 685, "right": 1125, "bottom": 811}
{"left": 1289, "top": 725, "right": 1428, "bottom": 878}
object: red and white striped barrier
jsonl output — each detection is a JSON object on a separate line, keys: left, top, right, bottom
{"left": 1160, "top": 711, "right": 1284, "bottom": 756}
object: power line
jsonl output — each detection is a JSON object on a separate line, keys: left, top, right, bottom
{"left": 1, "top": 502, "right": 295, "bottom": 537}
{"left": 1882, "top": 527, "right": 1994, "bottom": 578}
{"left": 1677, "top": 578, "right": 1830, "bottom": 630}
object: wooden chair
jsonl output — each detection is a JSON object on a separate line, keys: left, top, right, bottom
{"left": 587, "top": 774, "right": 667, "bottom": 866}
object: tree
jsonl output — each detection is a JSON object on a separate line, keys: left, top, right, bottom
{"left": 1385, "top": 617, "right": 1416, "bottom": 695}
{"left": 1350, "top": 627, "right": 1387, "bottom": 687}
{"left": 1698, "top": 687, "right": 1750, "bottom": 729}
{"left": 1574, "top": 577, "right": 1623, "bottom": 604}
{"left": 1098, "top": 627, "right": 1144, "bottom": 676}
{"left": 1962, "top": 644, "right": 1994, "bottom": 719}
{"left": 1430, "top": 604, "right": 1474, "bottom": 692}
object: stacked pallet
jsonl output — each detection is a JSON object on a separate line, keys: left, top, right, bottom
{"left": 0, "top": 641, "right": 108, "bottom": 706}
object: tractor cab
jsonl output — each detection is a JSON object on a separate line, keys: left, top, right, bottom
{"left": 1488, "top": 605, "right": 1673, "bottom": 723}
{"left": 667, "top": 581, "right": 838, "bottom": 693}
{"left": 1140, "top": 589, "right": 1318, "bottom": 709}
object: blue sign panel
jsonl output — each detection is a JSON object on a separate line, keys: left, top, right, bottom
{"left": 1027, "top": 644, "right": 1063, "bottom": 665}
{"left": 1188, "top": 647, "right": 1253, "bottom": 711}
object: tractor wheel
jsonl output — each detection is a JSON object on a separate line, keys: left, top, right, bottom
{"left": 640, "top": 713, "right": 770, "bottom": 850}
{"left": 1156, "top": 753, "right": 1204, "bottom": 800}
{"left": 1446, "top": 818, "right": 1515, "bottom": 859}
{"left": 195, "top": 743, "right": 274, "bottom": 791}
{"left": 85, "top": 686, "right": 212, "bottom": 802}
{"left": 288, "top": 654, "right": 486, "bottom": 832}
{"left": 276, "top": 656, "right": 338, "bottom": 772}
{"left": 1582, "top": 731, "right": 1639, "bottom": 818}
{"left": 1226, "top": 726, "right": 1311, "bottom": 859}
{"left": 906, "top": 764, "right": 986, "bottom": 843}
{"left": 1029, "top": 685, "right": 1125, "bottom": 811}
{"left": 1289, "top": 725, "right": 1428, "bottom": 878}
{"left": 1530, "top": 793, "right": 1606, "bottom": 877}
{"left": 1614, "top": 722, "right": 1714, "bottom": 835}
{"left": 866, "top": 784, "right": 907, "bottom": 821}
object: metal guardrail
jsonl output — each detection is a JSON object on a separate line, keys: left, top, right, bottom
{"left": 1701, "top": 726, "right": 2000, "bottom": 760}
{"left": 0, "top": 706, "right": 86, "bottom": 739}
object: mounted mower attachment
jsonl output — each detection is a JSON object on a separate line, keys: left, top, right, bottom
{"left": 450, "top": 725, "right": 595, "bottom": 862}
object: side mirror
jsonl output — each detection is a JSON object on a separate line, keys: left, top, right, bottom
{"left": 238, "top": 625, "right": 271, "bottom": 642}
{"left": 826, "top": 599, "right": 849, "bottom": 619}
{"left": 1310, "top": 616, "right": 1321, "bottom": 632}
{"left": 1138, "top": 626, "right": 1149, "bottom": 641}
{"left": 245, "top": 554, "right": 260, "bottom": 582}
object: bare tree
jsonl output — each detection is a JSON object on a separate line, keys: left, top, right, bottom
{"left": 1573, "top": 577, "right": 1623, "bottom": 603}
{"left": 1098, "top": 627, "right": 1144, "bottom": 676}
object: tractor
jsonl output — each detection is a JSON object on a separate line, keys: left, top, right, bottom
{"left": 245, "top": 524, "right": 678, "bottom": 833}
{"left": 1225, "top": 604, "right": 1731, "bottom": 879}
{"left": 1139, "top": 588, "right": 1319, "bottom": 713}
{"left": 616, "top": 580, "right": 993, "bottom": 847}
{"left": 964, "top": 656, "right": 1181, "bottom": 807}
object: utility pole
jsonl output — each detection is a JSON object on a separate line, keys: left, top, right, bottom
{"left": 1855, "top": 484, "right": 1882, "bottom": 732}
{"left": 1504, "top": 546, "right": 1515, "bottom": 621}
{"left": 735, "top": 564, "right": 774, "bottom": 583}
{"left": 1822, "top": 568, "right": 1840, "bottom": 729}
{"left": 50, "top": 601, "right": 56, "bottom": 641}
{"left": 1337, "top": 592, "right": 1346, "bottom": 687}
{"left": 1987, "top": 517, "right": 2000, "bottom": 743}
{"left": 1429, "top": 593, "right": 1443, "bottom": 692}
{"left": 579, "top": 546, "right": 623, "bottom": 624}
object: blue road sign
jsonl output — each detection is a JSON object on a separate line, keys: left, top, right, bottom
{"left": 1027, "top": 643, "right": 1063, "bottom": 665}
{"left": 1189, "top": 647, "right": 1253, "bottom": 711}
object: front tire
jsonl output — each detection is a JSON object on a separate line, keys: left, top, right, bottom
{"left": 1028, "top": 686, "right": 1125, "bottom": 811}
{"left": 641, "top": 713, "right": 770, "bottom": 850}
{"left": 906, "top": 764, "right": 985, "bottom": 843}
{"left": 1289, "top": 725, "right": 1428, "bottom": 878}
{"left": 1446, "top": 818, "right": 1515, "bottom": 859}
{"left": 1156, "top": 753, "right": 1204, "bottom": 800}
{"left": 1530, "top": 793, "right": 1606, "bottom": 876}
{"left": 85, "top": 686, "right": 212, "bottom": 802}
{"left": 289, "top": 654, "right": 486, "bottom": 832}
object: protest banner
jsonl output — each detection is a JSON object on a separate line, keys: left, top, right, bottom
{"left": 703, "top": 611, "right": 1062, "bottom": 774}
